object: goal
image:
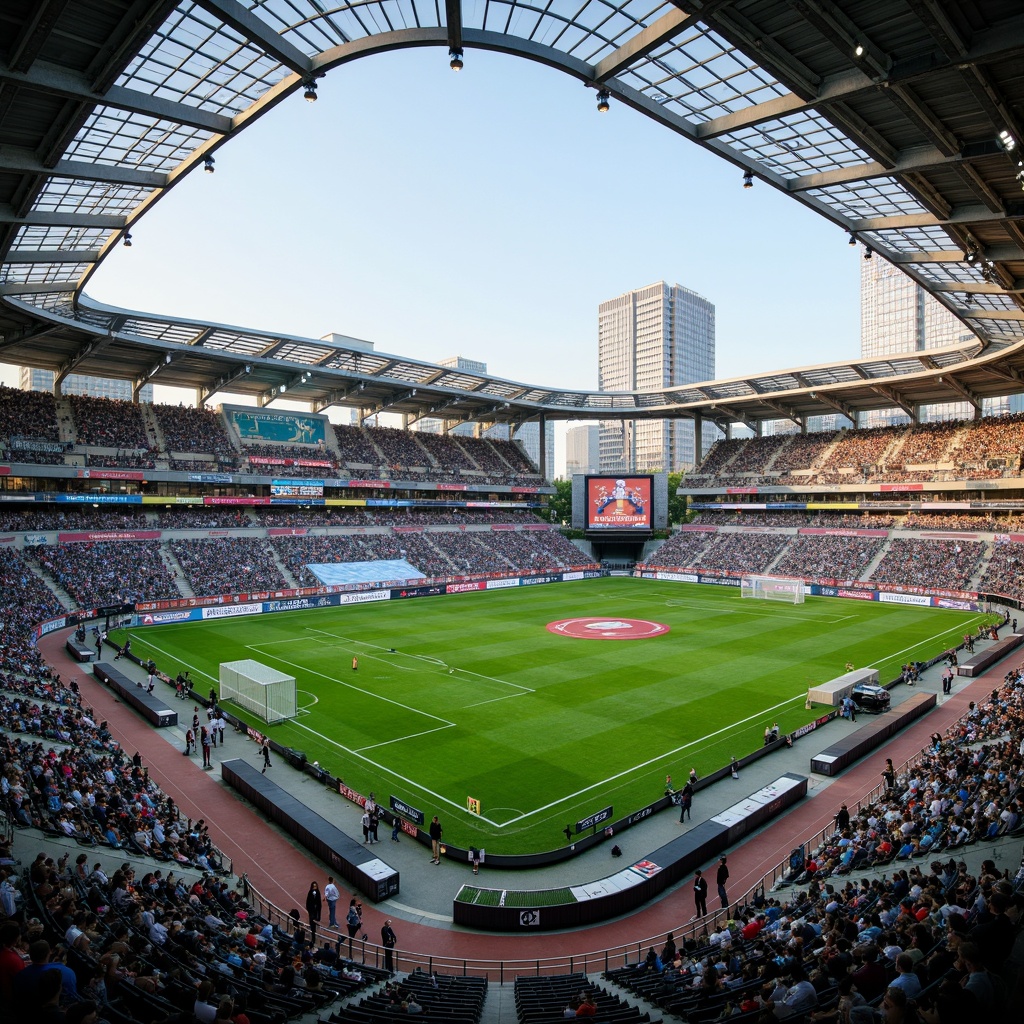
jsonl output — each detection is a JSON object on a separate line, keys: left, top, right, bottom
{"left": 740, "top": 575, "right": 806, "bottom": 604}
{"left": 219, "top": 659, "right": 297, "bottom": 724}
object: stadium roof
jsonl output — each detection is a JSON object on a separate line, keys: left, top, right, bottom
{"left": 1, "top": 0, "right": 1023, "bottom": 432}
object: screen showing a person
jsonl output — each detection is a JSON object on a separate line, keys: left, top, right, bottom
{"left": 587, "top": 476, "right": 652, "bottom": 529}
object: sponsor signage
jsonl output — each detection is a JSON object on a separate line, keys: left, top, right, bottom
{"left": 521, "top": 575, "right": 555, "bottom": 586}
{"left": 58, "top": 530, "right": 160, "bottom": 542}
{"left": 270, "top": 480, "right": 324, "bottom": 497}
{"left": 24, "top": 533, "right": 48, "bottom": 545}
{"left": 630, "top": 859, "right": 663, "bottom": 879}
{"left": 437, "top": 483, "right": 468, "bottom": 491}
{"left": 656, "top": 571, "right": 699, "bottom": 583}
{"left": 202, "top": 602, "right": 263, "bottom": 619}
{"left": 141, "top": 610, "right": 200, "bottom": 624}
{"left": 447, "top": 581, "right": 486, "bottom": 593}
{"left": 336, "top": 590, "right": 391, "bottom": 606}
{"left": 698, "top": 574, "right": 740, "bottom": 586}
{"left": 76, "top": 469, "right": 145, "bottom": 481}
{"left": 626, "top": 805, "right": 656, "bottom": 826}
{"left": 188, "top": 472, "right": 233, "bottom": 484}
{"left": 726, "top": 487, "right": 759, "bottom": 494}
{"left": 389, "top": 796, "right": 425, "bottom": 826}
{"left": 878, "top": 591, "right": 932, "bottom": 606}
{"left": 39, "top": 615, "right": 68, "bottom": 635}
{"left": 562, "top": 571, "right": 584, "bottom": 581}
{"left": 204, "top": 496, "right": 270, "bottom": 505}
{"left": 268, "top": 528, "right": 309, "bottom": 537}
{"left": 548, "top": 617, "right": 670, "bottom": 640}
{"left": 349, "top": 479, "right": 393, "bottom": 488}
{"left": 878, "top": 483, "right": 924, "bottom": 491}
{"left": 393, "top": 585, "right": 444, "bottom": 598}
{"left": 519, "top": 910, "right": 541, "bottom": 927}
{"left": 576, "top": 805, "right": 613, "bottom": 832}
{"left": 55, "top": 493, "right": 141, "bottom": 503}
{"left": 10, "top": 438, "right": 65, "bottom": 453}
{"left": 586, "top": 475, "right": 652, "bottom": 530}
{"left": 936, "top": 598, "right": 977, "bottom": 611}
{"left": 485, "top": 578, "right": 520, "bottom": 589}
{"left": 230, "top": 409, "right": 327, "bottom": 445}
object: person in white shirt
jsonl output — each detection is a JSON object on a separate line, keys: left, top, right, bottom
{"left": 324, "top": 877, "right": 340, "bottom": 928}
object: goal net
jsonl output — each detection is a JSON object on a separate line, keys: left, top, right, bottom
{"left": 220, "top": 659, "right": 297, "bottom": 724}
{"left": 740, "top": 575, "right": 806, "bottom": 604}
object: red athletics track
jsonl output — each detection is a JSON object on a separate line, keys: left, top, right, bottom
{"left": 38, "top": 628, "right": 997, "bottom": 963}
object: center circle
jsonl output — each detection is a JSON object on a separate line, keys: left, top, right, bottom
{"left": 546, "top": 617, "right": 670, "bottom": 640}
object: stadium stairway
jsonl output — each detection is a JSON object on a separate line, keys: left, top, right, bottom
{"left": 860, "top": 536, "right": 893, "bottom": 579}
{"left": 270, "top": 544, "right": 301, "bottom": 589}
{"left": 970, "top": 540, "right": 997, "bottom": 591}
{"left": 160, "top": 544, "right": 195, "bottom": 597}
{"left": 25, "top": 555, "right": 75, "bottom": 609}
{"left": 54, "top": 396, "right": 75, "bottom": 445}
{"left": 138, "top": 402, "right": 165, "bottom": 456}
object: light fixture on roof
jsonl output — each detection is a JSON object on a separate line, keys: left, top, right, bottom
{"left": 963, "top": 249, "right": 978, "bottom": 264}
{"left": 303, "top": 80, "right": 318, "bottom": 102}
{"left": 204, "top": 155, "right": 215, "bottom": 174}
{"left": 596, "top": 89, "right": 610, "bottom": 113}
{"left": 123, "top": 231, "right": 132, "bottom": 248}
{"left": 854, "top": 43, "right": 865, "bottom": 57}
{"left": 449, "top": 48, "right": 463, "bottom": 71}
{"left": 863, "top": 245, "right": 873, "bottom": 259}
{"left": 965, "top": 294, "right": 976, "bottom": 307}
{"left": 999, "top": 129, "right": 1016, "bottom": 152}
{"left": 848, "top": 232, "right": 856, "bottom": 246}
{"left": 279, "top": 383, "right": 287, "bottom": 393}
{"left": 742, "top": 170, "right": 754, "bottom": 189}
{"left": 244, "top": 364, "right": 252, "bottom": 374}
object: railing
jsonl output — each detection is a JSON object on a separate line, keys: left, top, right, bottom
{"left": 238, "top": 723, "right": 961, "bottom": 985}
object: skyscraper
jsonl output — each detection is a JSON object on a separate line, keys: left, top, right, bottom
{"left": 598, "top": 282, "right": 715, "bottom": 473}
{"left": 20, "top": 366, "right": 153, "bottom": 402}
{"left": 859, "top": 258, "right": 1020, "bottom": 421}
{"left": 513, "top": 420, "right": 555, "bottom": 479}
{"left": 565, "top": 424, "right": 600, "bottom": 477}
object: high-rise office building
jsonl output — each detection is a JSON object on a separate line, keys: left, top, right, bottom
{"left": 513, "top": 420, "right": 555, "bottom": 479}
{"left": 565, "top": 424, "right": 600, "bottom": 477}
{"left": 414, "top": 355, "right": 489, "bottom": 436}
{"left": 20, "top": 366, "right": 153, "bottom": 402}
{"left": 859, "top": 258, "right": 1021, "bottom": 422}
{"left": 598, "top": 282, "right": 716, "bottom": 473}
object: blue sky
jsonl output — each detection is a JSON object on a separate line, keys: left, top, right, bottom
{"left": 89, "top": 46, "right": 861, "bottom": 389}
{"left": 6, "top": 46, "right": 864, "bottom": 469}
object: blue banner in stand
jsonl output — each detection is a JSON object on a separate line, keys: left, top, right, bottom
{"left": 576, "top": 805, "right": 613, "bottom": 833}
{"left": 390, "top": 796, "right": 425, "bottom": 826}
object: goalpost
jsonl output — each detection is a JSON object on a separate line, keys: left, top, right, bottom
{"left": 220, "top": 659, "right": 297, "bottom": 724}
{"left": 740, "top": 575, "right": 806, "bottom": 604}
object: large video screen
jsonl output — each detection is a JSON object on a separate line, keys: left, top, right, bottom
{"left": 586, "top": 476, "right": 652, "bottom": 530}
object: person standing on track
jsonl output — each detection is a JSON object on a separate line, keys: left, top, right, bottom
{"left": 716, "top": 855, "right": 730, "bottom": 910}
{"left": 429, "top": 815, "right": 443, "bottom": 864}
{"left": 324, "top": 877, "right": 339, "bottom": 929}
{"left": 693, "top": 869, "right": 708, "bottom": 919}
{"left": 380, "top": 919, "right": 397, "bottom": 972}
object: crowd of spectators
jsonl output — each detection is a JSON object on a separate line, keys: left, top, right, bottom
{"left": 686, "top": 414, "right": 1024, "bottom": 489}
{"left": 331, "top": 423, "right": 382, "bottom": 465}
{"left": 85, "top": 454, "right": 156, "bottom": 470}
{"left": 170, "top": 538, "right": 288, "bottom": 596}
{"left": 977, "top": 543, "right": 1024, "bottom": 604}
{"left": 152, "top": 405, "right": 235, "bottom": 458}
{"left": 689, "top": 511, "right": 1024, "bottom": 533}
{"left": 29, "top": 542, "right": 179, "bottom": 607}
{"left": 605, "top": 661, "right": 1024, "bottom": 1021}
{"left": 0, "top": 549, "right": 64, "bottom": 677}
{"left": 0, "top": 509, "right": 152, "bottom": 533}
{"left": 68, "top": 397, "right": 150, "bottom": 451}
{"left": 155, "top": 509, "right": 253, "bottom": 530}
{"left": 772, "top": 535, "right": 886, "bottom": 582}
{"left": 869, "top": 539, "right": 987, "bottom": 593}
{"left": 0, "top": 385, "right": 60, "bottom": 443}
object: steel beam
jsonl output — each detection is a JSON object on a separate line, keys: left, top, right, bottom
{"left": 192, "top": 0, "right": 314, "bottom": 77}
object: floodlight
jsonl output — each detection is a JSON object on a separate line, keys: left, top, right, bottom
{"left": 848, "top": 232, "right": 856, "bottom": 246}
{"left": 863, "top": 246, "right": 873, "bottom": 259}
{"left": 596, "top": 90, "right": 610, "bottom": 113}
{"left": 743, "top": 170, "right": 754, "bottom": 189}
{"left": 449, "top": 49, "right": 463, "bottom": 71}
{"left": 123, "top": 232, "right": 132, "bottom": 247}
{"left": 204, "top": 156, "right": 215, "bottom": 173}
{"left": 303, "top": 80, "right": 317, "bottom": 102}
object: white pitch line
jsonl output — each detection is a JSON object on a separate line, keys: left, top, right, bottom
{"left": 287, "top": 718, "right": 503, "bottom": 826}
{"left": 356, "top": 724, "right": 456, "bottom": 752}
{"left": 461, "top": 692, "right": 530, "bottom": 709}
{"left": 246, "top": 648, "right": 455, "bottom": 728}
{"left": 865, "top": 614, "right": 988, "bottom": 669}
{"left": 305, "top": 627, "right": 535, "bottom": 694}
{"left": 489, "top": 690, "right": 809, "bottom": 828}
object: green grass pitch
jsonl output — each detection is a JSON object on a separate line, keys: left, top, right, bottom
{"left": 114, "top": 578, "right": 985, "bottom": 854}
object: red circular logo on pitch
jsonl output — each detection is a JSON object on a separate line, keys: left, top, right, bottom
{"left": 546, "top": 617, "right": 670, "bottom": 640}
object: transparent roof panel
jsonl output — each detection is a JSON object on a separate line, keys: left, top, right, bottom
{"left": 11, "top": 226, "right": 111, "bottom": 253}
{"left": 32, "top": 179, "right": 152, "bottom": 215}
{"left": 120, "top": 5, "right": 289, "bottom": 111}
{"left": 869, "top": 226, "right": 956, "bottom": 254}
{"left": 722, "top": 110, "right": 871, "bottom": 178}
{"left": 807, "top": 179, "right": 929, "bottom": 220}
{"left": 65, "top": 108, "right": 213, "bottom": 171}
